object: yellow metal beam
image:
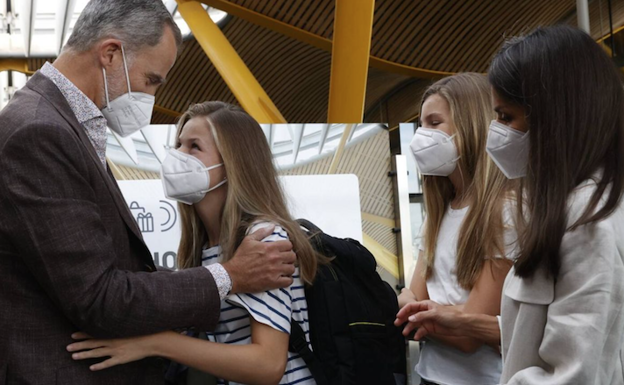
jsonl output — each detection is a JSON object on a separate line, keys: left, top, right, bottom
{"left": 327, "top": 124, "right": 354, "bottom": 174}
{"left": 596, "top": 24, "right": 624, "bottom": 44}
{"left": 327, "top": 0, "right": 374, "bottom": 123}
{"left": 153, "top": 105, "right": 182, "bottom": 118}
{"left": 0, "top": 59, "right": 34, "bottom": 75}
{"left": 361, "top": 212, "right": 395, "bottom": 228}
{"left": 598, "top": 42, "right": 624, "bottom": 75}
{"left": 200, "top": 0, "right": 330, "bottom": 51}
{"left": 196, "top": 0, "right": 453, "bottom": 79}
{"left": 176, "top": 0, "right": 286, "bottom": 124}
{"left": 370, "top": 57, "right": 454, "bottom": 79}
{"left": 362, "top": 233, "right": 399, "bottom": 278}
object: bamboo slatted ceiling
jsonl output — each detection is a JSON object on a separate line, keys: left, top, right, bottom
{"left": 151, "top": 0, "right": 623, "bottom": 127}
{"left": 19, "top": 1, "right": 624, "bottom": 126}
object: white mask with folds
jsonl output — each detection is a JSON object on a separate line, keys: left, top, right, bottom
{"left": 486, "top": 120, "right": 529, "bottom": 179}
{"left": 410, "top": 127, "right": 460, "bottom": 176}
{"left": 160, "top": 149, "right": 227, "bottom": 205}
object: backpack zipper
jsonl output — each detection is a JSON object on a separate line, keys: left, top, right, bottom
{"left": 348, "top": 322, "right": 385, "bottom": 327}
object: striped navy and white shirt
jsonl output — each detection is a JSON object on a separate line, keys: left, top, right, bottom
{"left": 202, "top": 222, "right": 315, "bottom": 385}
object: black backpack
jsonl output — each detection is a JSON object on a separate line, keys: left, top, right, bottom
{"left": 289, "top": 219, "right": 406, "bottom": 385}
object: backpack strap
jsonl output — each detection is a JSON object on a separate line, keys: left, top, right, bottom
{"left": 289, "top": 319, "right": 329, "bottom": 385}
{"left": 297, "top": 218, "right": 321, "bottom": 233}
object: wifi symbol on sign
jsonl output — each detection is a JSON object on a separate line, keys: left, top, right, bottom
{"left": 159, "top": 200, "right": 177, "bottom": 232}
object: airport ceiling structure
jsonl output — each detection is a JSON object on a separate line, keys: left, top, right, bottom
{"left": 1, "top": 0, "right": 624, "bottom": 128}
{"left": 1, "top": 0, "right": 623, "bottom": 283}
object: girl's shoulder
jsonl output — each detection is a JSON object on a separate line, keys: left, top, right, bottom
{"left": 247, "top": 220, "right": 289, "bottom": 241}
{"left": 201, "top": 245, "right": 223, "bottom": 265}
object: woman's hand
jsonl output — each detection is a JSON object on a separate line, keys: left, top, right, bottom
{"left": 66, "top": 332, "right": 158, "bottom": 371}
{"left": 395, "top": 300, "right": 465, "bottom": 341}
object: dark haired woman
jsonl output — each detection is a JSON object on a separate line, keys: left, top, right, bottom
{"left": 397, "top": 25, "right": 624, "bottom": 384}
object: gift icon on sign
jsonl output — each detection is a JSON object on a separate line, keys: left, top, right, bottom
{"left": 129, "top": 201, "right": 155, "bottom": 233}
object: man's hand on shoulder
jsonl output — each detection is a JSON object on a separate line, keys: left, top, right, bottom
{"left": 222, "top": 225, "right": 296, "bottom": 294}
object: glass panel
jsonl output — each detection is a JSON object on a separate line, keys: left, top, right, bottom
{"left": 408, "top": 201, "right": 425, "bottom": 281}
{"left": 0, "top": 0, "right": 26, "bottom": 57}
{"left": 268, "top": 123, "right": 384, "bottom": 169}
{"left": 172, "top": 3, "right": 228, "bottom": 38}
{"left": 30, "top": 0, "right": 62, "bottom": 57}
{"left": 410, "top": 202, "right": 424, "bottom": 249}
{"left": 399, "top": 122, "right": 422, "bottom": 194}
{"left": 1, "top": 1, "right": 230, "bottom": 55}
{"left": 63, "top": 0, "right": 90, "bottom": 47}
{"left": 208, "top": 7, "right": 228, "bottom": 24}
{"left": 172, "top": 10, "right": 191, "bottom": 37}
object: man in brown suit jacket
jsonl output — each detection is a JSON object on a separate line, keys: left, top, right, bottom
{"left": 0, "top": 1, "right": 295, "bottom": 384}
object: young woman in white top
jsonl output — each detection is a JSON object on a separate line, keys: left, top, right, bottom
{"left": 67, "top": 101, "right": 328, "bottom": 385}
{"left": 398, "top": 73, "right": 515, "bottom": 385}
{"left": 397, "top": 25, "right": 624, "bottom": 385}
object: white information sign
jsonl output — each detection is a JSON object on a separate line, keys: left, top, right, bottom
{"left": 118, "top": 175, "right": 362, "bottom": 269}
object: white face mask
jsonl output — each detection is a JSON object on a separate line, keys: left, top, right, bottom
{"left": 486, "top": 120, "right": 529, "bottom": 179}
{"left": 101, "top": 45, "right": 155, "bottom": 137}
{"left": 160, "top": 149, "right": 228, "bottom": 205}
{"left": 410, "top": 127, "right": 460, "bottom": 176}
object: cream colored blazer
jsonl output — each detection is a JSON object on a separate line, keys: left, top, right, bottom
{"left": 500, "top": 180, "right": 624, "bottom": 385}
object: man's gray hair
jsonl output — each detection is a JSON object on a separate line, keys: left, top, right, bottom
{"left": 65, "top": 0, "right": 182, "bottom": 54}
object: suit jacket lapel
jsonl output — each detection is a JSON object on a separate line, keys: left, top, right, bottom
{"left": 25, "top": 73, "right": 148, "bottom": 250}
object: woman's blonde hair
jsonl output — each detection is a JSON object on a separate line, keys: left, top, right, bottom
{"left": 420, "top": 73, "right": 511, "bottom": 290}
{"left": 175, "top": 101, "right": 327, "bottom": 284}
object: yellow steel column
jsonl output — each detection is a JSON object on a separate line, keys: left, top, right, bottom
{"left": 327, "top": 0, "right": 375, "bottom": 123}
{"left": 198, "top": 0, "right": 453, "bottom": 79}
{"left": 176, "top": 0, "right": 286, "bottom": 123}
{"left": 0, "top": 59, "right": 34, "bottom": 75}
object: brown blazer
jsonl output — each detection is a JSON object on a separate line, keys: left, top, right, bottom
{"left": 0, "top": 73, "right": 221, "bottom": 384}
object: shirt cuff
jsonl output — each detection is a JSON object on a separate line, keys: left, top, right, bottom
{"left": 205, "top": 263, "right": 232, "bottom": 301}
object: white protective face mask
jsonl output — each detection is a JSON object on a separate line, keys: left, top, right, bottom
{"left": 486, "top": 120, "right": 529, "bottom": 179}
{"left": 409, "top": 127, "right": 460, "bottom": 176}
{"left": 101, "top": 45, "right": 155, "bottom": 137}
{"left": 160, "top": 149, "right": 228, "bottom": 205}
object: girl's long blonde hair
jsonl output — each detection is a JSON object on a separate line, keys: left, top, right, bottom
{"left": 175, "top": 101, "right": 327, "bottom": 284}
{"left": 420, "top": 73, "right": 511, "bottom": 290}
